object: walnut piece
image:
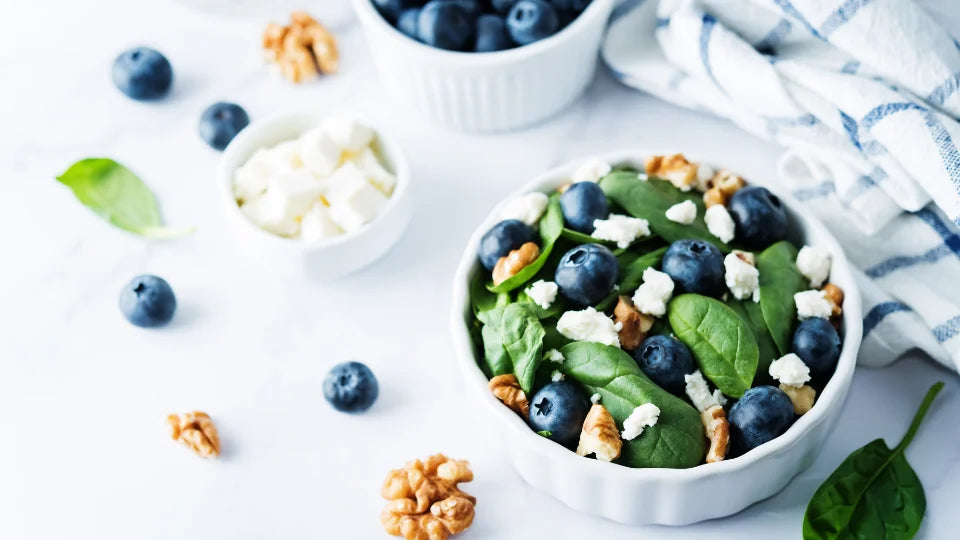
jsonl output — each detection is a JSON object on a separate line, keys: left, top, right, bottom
{"left": 613, "top": 296, "right": 654, "bottom": 351}
{"left": 702, "top": 405, "right": 729, "bottom": 463}
{"left": 167, "top": 411, "right": 220, "bottom": 458}
{"left": 702, "top": 171, "right": 745, "bottom": 207}
{"left": 576, "top": 404, "right": 622, "bottom": 462}
{"left": 492, "top": 242, "right": 539, "bottom": 286}
{"left": 381, "top": 455, "right": 476, "bottom": 540}
{"left": 703, "top": 187, "right": 725, "bottom": 208}
{"left": 488, "top": 374, "right": 529, "bottom": 418}
{"left": 821, "top": 283, "right": 844, "bottom": 319}
{"left": 645, "top": 154, "right": 697, "bottom": 192}
{"left": 262, "top": 11, "right": 339, "bottom": 83}
{"left": 780, "top": 384, "right": 817, "bottom": 415}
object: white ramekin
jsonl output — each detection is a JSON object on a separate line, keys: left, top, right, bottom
{"left": 351, "top": 0, "right": 615, "bottom": 132}
{"left": 216, "top": 111, "right": 413, "bottom": 280}
{"left": 449, "top": 150, "right": 862, "bottom": 525}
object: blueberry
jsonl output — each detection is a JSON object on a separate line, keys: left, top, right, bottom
{"left": 198, "top": 102, "right": 249, "bottom": 151}
{"left": 792, "top": 318, "right": 841, "bottom": 378}
{"left": 323, "top": 361, "right": 379, "bottom": 413}
{"left": 661, "top": 239, "right": 725, "bottom": 296}
{"left": 555, "top": 243, "right": 618, "bottom": 306}
{"left": 560, "top": 182, "right": 609, "bottom": 233}
{"left": 634, "top": 335, "right": 695, "bottom": 395}
{"left": 528, "top": 380, "right": 590, "bottom": 445}
{"left": 397, "top": 8, "right": 422, "bottom": 39}
{"left": 374, "top": 0, "right": 426, "bottom": 24}
{"left": 119, "top": 275, "right": 176, "bottom": 328}
{"left": 478, "top": 219, "right": 537, "bottom": 270}
{"left": 491, "top": 0, "right": 518, "bottom": 13}
{"left": 727, "top": 186, "right": 789, "bottom": 249}
{"left": 450, "top": 0, "right": 483, "bottom": 17}
{"left": 475, "top": 14, "right": 514, "bottom": 52}
{"left": 548, "top": 0, "right": 590, "bottom": 10}
{"left": 112, "top": 47, "right": 173, "bottom": 100}
{"left": 507, "top": 0, "right": 559, "bottom": 46}
{"left": 418, "top": 1, "right": 477, "bottom": 50}
{"left": 728, "top": 386, "right": 795, "bottom": 454}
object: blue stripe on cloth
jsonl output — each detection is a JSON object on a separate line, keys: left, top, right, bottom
{"left": 755, "top": 19, "right": 792, "bottom": 52}
{"left": 933, "top": 314, "right": 960, "bottom": 342}
{"left": 840, "top": 110, "right": 862, "bottom": 150}
{"left": 928, "top": 72, "right": 960, "bottom": 106}
{"left": 793, "top": 181, "right": 835, "bottom": 201}
{"left": 842, "top": 168, "right": 884, "bottom": 201}
{"left": 840, "top": 60, "right": 860, "bottom": 74}
{"left": 700, "top": 14, "right": 719, "bottom": 85}
{"left": 921, "top": 111, "right": 960, "bottom": 196}
{"left": 768, "top": 114, "right": 818, "bottom": 127}
{"left": 860, "top": 102, "right": 928, "bottom": 128}
{"left": 772, "top": 0, "right": 825, "bottom": 40}
{"left": 860, "top": 139, "right": 886, "bottom": 155}
{"left": 656, "top": 17, "right": 671, "bottom": 28}
{"left": 913, "top": 207, "right": 960, "bottom": 256}
{"left": 865, "top": 244, "right": 954, "bottom": 279}
{"left": 819, "top": 0, "right": 874, "bottom": 37}
{"left": 862, "top": 301, "right": 912, "bottom": 336}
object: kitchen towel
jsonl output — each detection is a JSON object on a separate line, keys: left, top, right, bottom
{"left": 603, "top": 0, "right": 960, "bottom": 371}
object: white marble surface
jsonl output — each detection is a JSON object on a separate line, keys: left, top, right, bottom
{"left": 1, "top": 1, "right": 958, "bottom": 538}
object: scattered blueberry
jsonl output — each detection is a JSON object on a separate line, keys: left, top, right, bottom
{"left": 634, "top": 335, "right": 695, "bottom": 395}
{"left": 491, "top": 0, "right": 518, "bottom": 13}
{"left": 198, "top": 102, "right": 249, "bottom": 151}
{"left": 397, "top": 8, "right": 423, "bottom": 39}
{"left": 728, "top": 386, "right": 795, "bottom": 454}
{"left": 507, "top": 0, "right": 559, "bottom": 46}
{"left": 528, "top": 380, "right": 590, "bottom": 445}
{"left": 792, "top": 318, "right": 841, "bottom": 378}
{"left": 478, "top": 219, "right": 537, "bottom": 270}
{"left": 554, "top": 243, "right": 618, "bottom": 306}
{"left": 661, "top": 239, "right": 725, "bottom": 296}
{"left": 373, "top": 0, "right": 425, "bottom": 24}
{"left": 475, "top": 14, "right": 514, "bottom": 52}
{"left": 119, "top": 275, "right": 176, "bottom": 328}
{"left": 323, "top": 361, "right": 380, "bottom": 413}
{"left": 727, "top": 186, "right": 789, "bottom": 249}
{"left": 418, "top": 1, "right": 477, "bottom": 50}
{"left": 560, "top": 182, "right": 609, "bottom": 233}
{"left": 112, "top": 47, "right": 173, "bottom": 100}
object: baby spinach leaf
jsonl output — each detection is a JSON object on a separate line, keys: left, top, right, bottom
{"left": 803, "top": 382, "right": 943, "bottom": 540}
{"left": 515, "top": 290, "right": 562, "bottom": 319}
{"left": 471, "top": 270, "right": 510, "bottom": 323}
{"left": 56, "top": 158, "right": 193, "bottom": 238}
{"left": 561, "top": 227, "right": 609, "bottom": 245}
{"left": 667, "top": 294, "right": 758, "bottom": 397}
{"left": 558, "top": 342, "right": 706, "bottom": 468}
{"left": 488, "top": 195, "right": 564, "bottom": 293}
{"left": 757, "top": 241, "right": 807, "bottom": 355}
{"left": 599, "top": 171, "right": 730, "bottom": 252}
{"left": 480, "top": 303, "right": 546, "bottom": 393}
{"left": 596, "top": 246, "right": 668, "bottom": 311}
{"left": 725, "top": 298, "right": 778, "bottom": 385}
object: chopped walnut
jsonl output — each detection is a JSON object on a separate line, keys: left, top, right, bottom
{"left": 780, "top": 384, "right": 816, "bottom": 415}
{"left": 703, "top": 187, "right": 725, "bottom": 208}
{"left": 263, "top": 11, "right": 339, "bottom": 83}
{"left": 821, "top": 283, "right": 844, "bottom": 319}
{"left": 381, "top": 455, "right": 476, "bottom": 540}
{"left": 645, "top": 154, "right": 697, "bottom": 192}
{"left": 702, "top": 405, "right": 729, "bottom": 463}
{"left": 715, "top": 170, "right": 746, "bottom": 195}
{"left": 557, "top": 181, "right": 573, "bottom": 194}
{"left": 576, "top": 404, "right": 622, "bottom": 462}
{"left": 613, "top": 296, "right": 654, "bottom": 351}
{"left": 492, "top": 242, "right": 539, "bottom": 286}
{"left": 167, "top": 411, "right": 220, "bottom": 458}
{"left": 488, "top": 374, "right": 529, "bottom": 418}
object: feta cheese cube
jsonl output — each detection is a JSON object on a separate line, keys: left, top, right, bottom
{"left": 769, "top": 353, "right": 811, "bottom": 387}
{"left": 240, "top": 192, "right": 300, "bottom": 237}
{"left": 526, "top": 280, "right": 558, "bottom": 310}
{"left": 299, "top": 127, "right": 342, "bottom": 177}
{"left": 724, "top": 253, "right": 760, "bottom": 302}
{"left": 300, "top": 202, "right": 343, "bottom": 243}
{"left": 796, "top": 245, "right": 831, "bottom": 288}
{"left": 684, "top": 370, "right": 727, "bottom": 412}
{"left": 266, "top": 169, "right": 325, "bottom": 220}
{"left": 545, "top": 349, "right": 565, "bottom": 363}
{"left": 704, "top": 204, "right": 736, "bottom": 243}
{"left": 591, "top": 214, "right": 651, "bottom": 248}
{"left": 322, "top": 115, "right": 374, "bottom": 152}
{"left": 631, "top": 268, "right": 675, "bottom": 317}
{"left": 556, "top": 307, "right": 620, "bottom": 347}
{"left": 551, "top": 370, "right": 565, "bottom": 382}
{"left": 326, "top": 162, "right": 389, "bottom": 232}
{"left": 794, "top": 290, "right": 833, "bottom": 319}
{"left": 266, "top": 140, "right": 303, "bottom": 172}
{"left": 571, "top": 158, "right": 612, "bottom": 183}
{"left": 499, "top": 192, "right": 549, "bottom": 226}
{"left": 353, "top": 147, "right": 396, "bottom": 195}
{"left": 233, "top": 148, "right": 272, "bottom": 202}
{"left": 621, "top": 403, "right": 660, "bottom": 441}
{"left": 665, "top": 200, "right": 697, "bottom": 224}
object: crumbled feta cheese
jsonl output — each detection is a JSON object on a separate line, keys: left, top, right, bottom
{"left": 545, "top": 349, "right": 565, "bottom": 363}
{"left": 796, "top": 245, "right": 831, "bottom": 288}
{"left": 724, "top": 253, "right": 760, "bottom": 302}
{"left": 571, "top": 158, "right": 612, "bottom": 183}
{"left": 794, "top": 290, "right": 832, "bottom": 320}
{"left": 300, "top": 202, "right": 343, "bottom": 243}
{"left": 326, "top": 162, "right": 389, "bottom": 233}
{"left": 299, "top": 127, "right": 341, "bottom": 176}
{"left": 590, "top": 393, "right": 602, "bottom": 404}
{"left": 704, "top": 204, "right": 736, "bottom": 243}
{"left": 696, "top": 163, "right": 715, "bottom": 191}
{"left": 769, "top": 353, "right": 811, "bottom": 387}
{"left": 621, "top": 403, "right": 661, "bottom": 441}
{"left": 499, "top": 192, "right": 549, "bottom": 226}
{"left": 637, "top": 173, "right": 649, "bottom": 181}
{"left": 591, "top": 214, "right": 651, "bottom": 248}
{"left": 556, "top": 307, "right": 620, "bottom": 347}
{"left": 684, "top": 370, "right": 727, "bottom": 412}
{"left": 665, "top": 200, "right": 698, "bottom": 225}
{"left": 526, "top": 280, "right": 558, "bottom": 310}
{"left": 631, "top": 268, "right": 675, "bottom": 317}
{"left": 321, "top": 115, "right": 374, "bottom": 152}
{"left": 551, "top": 370, "right": 565, "bottom": 382}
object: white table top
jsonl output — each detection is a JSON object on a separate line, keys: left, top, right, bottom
{"left": 1, "top": 1, "right": 957, "bottom": 538}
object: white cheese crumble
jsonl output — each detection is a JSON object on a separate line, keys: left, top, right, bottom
{"left": 590, "top": 393, "right": 602, "bottom": 404}
{"left": 796, "top": 245, "right": 831, "bottom": 288}
{"left": 724, "top": 253, "right": 760, "bottom": 302}
{"left": 498, "top": 192, "right": 549, "bottom": 226}
{"left": 696, "top": 163, "right": 715, "bottom": 191}
{"left": 631, "top": 268, "right": 675, "bottom": 317}
{"left": 794, "top": 290, "right": 833, "bottom": 320}
{"left": 665, "top": 200, "right": 698, "bottom": 224}
{"left": 556, "top": 307, "right": 621, "bottom": 347}
{"left": 684, "top": 370, "right": 727, "bottom": 412}
{"left": 591, "top": 214, "right": 651, "bottom": 248}
{"left": 769, "top": 353, "right": 811, "bottom": 387}
{"left": 621, "top": 403, "right": 661, "bottom": 441}
{"left": 704, "top": 204, "right": 736, "bottom": 243}
{"left": 545, "top": 349, "right": 565, "bottom": 363}
{"left": 526, "top": 280, "right": 558, "bottom": 310}
{"left": 551, "top": 370, "right": 565, "bottom": 382}
{"left": 571, "top": 158, "right": 613, "bottom": 183}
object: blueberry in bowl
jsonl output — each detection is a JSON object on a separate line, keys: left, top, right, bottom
{"left": 727, "top": 186, "right": 789, "bottom": 250}
{"left": 554, "top": 243, "right": 618, "bottom": 306}
{"left": 559, "top": 181, "right": 608, "bottom": 233}
{"left": 528, "top": 380, "right": 591, "bottom": 445}
{"left": 634, "top": 335, "right": 695, "bottom": 395}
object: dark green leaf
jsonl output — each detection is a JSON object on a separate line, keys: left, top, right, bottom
{"left": 480, "top": 303, "right": 546, "bottom": 393}
{"left": 561, "top": 227, "right": 611, "bottom": 245}
{"left": 515, "top": 290, "right": 562, "bottom": 319}
{"left": 725, "top": 297, "right": 778, "bottom": 385}
{"left": 471, "top": 270, "right": 511, "bottom": 323}
{"left": 757, "top": 241, "right": 807, "bottom": 355}
{"left": 488, "top": 195, "right": 564, "bottom": 293}
{"left": 596, "top": 246, "right": 668, "bottom": 311}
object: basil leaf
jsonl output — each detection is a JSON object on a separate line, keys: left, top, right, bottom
{"left": 488, "top": 195, "right": 564, "bottom": 293}
{"left": 667, "top": 294, "right": 759, "bottom": 397}
{"left": 757, "top": 241, "right": 807, "bottom": 355}
{"left": 558, "top": 341, "right": 706, "bottom": 468}
{"left": 725, "top": 298, "right": 778, "bottom": 385}
{"left": 599, "top": 171, "right": 730, "bottom": 252}
{"left": 803, "top": 382, "right": 944, "bottom": 540}
{"left": 56, "top": 158, "right": 193, "bottom": 238}
{"left": 480, "top": 303, "right": 546, "bottom": 393}
{"left": 596, "top": 246, "right": 668, "bottom": 311}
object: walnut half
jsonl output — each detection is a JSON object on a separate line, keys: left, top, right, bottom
{"left": 576, "top": 404, "right": 622, "bottom": 462}
{"left": 488, "top": 374, "right": 529, "bottom": 418}
{"left": 645, "top": 154, "right": 697, "bottom": 192}
{"left": 613, "top": 296, "right": 654, "bottom": 351}
{"left": 263, "top": 11, "right": 339, "bottom": 83}
{"left": 702, "top": 405, "right": 729, "bottom": 463}
{"left": 492, "top": 242, "right": 539, "bottom": 286}
{"left": 381, "top": 455, "right": 476, "bottom": 540}
{"left": 167, "top": 411, "right": 220, "bottom": 458}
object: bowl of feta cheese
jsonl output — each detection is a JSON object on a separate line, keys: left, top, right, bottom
{"left": 217, "top": 111, "right": 412, "bottom": 279}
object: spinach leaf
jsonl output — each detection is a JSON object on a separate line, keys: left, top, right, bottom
{"left": 599, "top": 171, "right": 729, "bottom": 251}
{"left": 470, "top": 270, "right": 510, "bottom": 323}
{"left": 803, "top": 382, "right": 943, "bottom": 540}
{"left": 561, "top": 227, "right": 610, "bottom": 245}
{"left": 725, "top": 298, "right": 778, "bottom": 385}
{"left": 558, "top": 342, "right": 706, "bottom": 468}
{"left": 516, "top": 290, "right": 562, "bottom": 319}
{"left": 480, "top": 303, "right": 546, "bottom": 393}
{"left": 488, "top": 195, "right": 564, "bottom": 293}
{"left": 757, "top": 241, "right": 807, "bottom": 355}
{"left": 596, "top": 246, "right": 668, "bottom": 311}
{"left": 667, "top": 294, "right": 758, "bottom": 397}
{"left": 56, "top": 158, "right": 193, "bottom": 238}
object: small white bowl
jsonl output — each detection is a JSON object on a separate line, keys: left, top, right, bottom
{"left": 450, "top": 150, "right": 862, "bottom": 525}
{"left": 216, "top": 111, "right": 413, "bottom": 279}
{"left": 351, "top": 0, "right": 615, "bottom": 133}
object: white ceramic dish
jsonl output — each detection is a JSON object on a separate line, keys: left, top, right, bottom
{"left": 216, "top": 111, "right": 413, "bottom": 279}
{"left": 450, "top": 150, "right": 862, "bottom": 525}
{"left": 351, "top": 0, "right": 615, "bottom": 133}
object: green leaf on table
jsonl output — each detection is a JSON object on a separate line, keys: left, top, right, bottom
{"left": 725, "top": 297, "right": 778, "bottom": 384}
{"left": 488, "top": 194, "right": 564, "bottom": 293}
{"left": 757, "top": 241, "right": 807, "bottom": 355}
{"left": 596, "top": 246, "right": 668, "bottom": 311}
{"left": 56, "top": 158, "right": 193, "bottom": 238}
{"left": 480, "top": 303, "right": 546, "bottom": 393}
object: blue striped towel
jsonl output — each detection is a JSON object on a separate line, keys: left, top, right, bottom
{"left": 603, "top": 0, "right": 960, "bottom": 370}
